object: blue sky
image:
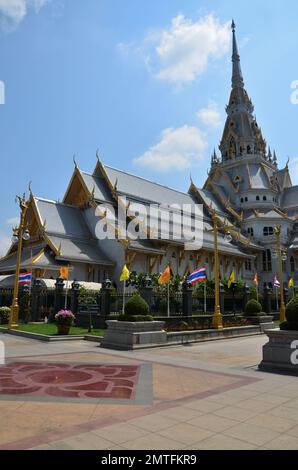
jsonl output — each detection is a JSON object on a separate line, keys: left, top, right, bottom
{"left": 0, "top": 0, "right": 298, "bottom": 254}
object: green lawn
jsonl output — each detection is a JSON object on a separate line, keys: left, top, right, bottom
{"left": 0, "top": 323, "right": 104, "bottom": 337}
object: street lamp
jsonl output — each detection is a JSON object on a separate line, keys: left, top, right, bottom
{"left": 207, "top": 207, "right": 249, "bottom": 329}
{"left": 9, "top": 194, "right": 30, "bottom": 329}
{"left": 210, "top": 210, "right": 223, "bottom": 329}
{"left": 274, "top": 225, "right": 286, "bottom": 323}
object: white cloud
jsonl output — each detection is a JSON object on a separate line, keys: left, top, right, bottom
{"left": 155, "top": 14, "right": 230, "bottom": 84}
{"left": 119, "top": 14, "right": 231, "bottom": 86}
{"left": 0, "top": 0, "right": 49, "bottom": 31}
{"left": 133, "top": 125, "right": 207, "bottom": 172}
{"left": 197, "top": 101, "right": 222, "bottom": 128}
{"left": 6, "top": 216, "right": 19, "bottom": 227}
{"left": 0, "top": 231, "right": 11, "bottom": 257}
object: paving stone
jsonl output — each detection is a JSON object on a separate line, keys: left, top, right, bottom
{"left": 264, "top": 434, "right": 298, "bottom": 450}
{"left": 49, "top": 432, "right": 114, "bottom": 450}
{"left": 225, "top": 422, "right": 281, "bottom": 446}
{"left": 213, "top": 406, "right": 259, "bottom": 422}
{"left": 187, "top": 413, "right": 238, "bottom": 432}
{"left": 190, "top": 434, "right": 257, "bottom": 450}
{"left": 122, "top": 434, "right": 185, "bottom": 450}
{"left": 127, "top": 414, "right": 178, "bottom": 432}
{"left": 92, "top": 423, "right": 149, "bottom": 444}
{"left": 157, "top": 423, "right": 214, "bottom": 445}
{"left": 245, "top": 413, "right": 296, "bottom": 433}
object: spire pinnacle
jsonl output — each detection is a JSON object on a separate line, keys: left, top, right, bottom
{"left": 231, "top": 20, "right": 244, "bottom": 89}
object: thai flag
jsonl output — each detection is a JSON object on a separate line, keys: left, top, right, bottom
{"left": 274, "top": 275, "right": 280, "bottom": 288}
{"left": 18, "top": 272, "right": 32, "bottom": 285}
{"left": 187, "top": 267, "right": 207, "bottom": 284}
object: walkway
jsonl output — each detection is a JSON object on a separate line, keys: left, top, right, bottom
{"left": 1, "top": 334, "right": 298, "bottom": 450}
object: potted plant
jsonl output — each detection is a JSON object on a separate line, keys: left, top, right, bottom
{"left": 244, "top": 299, "right": 274, "bottom": 331}
{"left": 55, "top": 309, "right": 75, "bottom": 335}
{"left": 0, "top": 307, "right": 11, "bottom": 325}
{"left": 102, "top": 293, "right": 166, "bottom": 350}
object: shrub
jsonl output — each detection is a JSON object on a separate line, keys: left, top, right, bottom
{"left": 118, "top": 314, "right": 153, "bottom": 322}
{"left": 285, "top": 296, "right": 298, "bottom": 323}
{"left": 55, "top": 310, "right": 75, "bottom": 326}
{"left": 124, "top": 293, "right": 149, "bottom": 316}
{"left": 245, "top": 299, "right": 262, "bottom": 316}
{"left": 280, "top": 321, "right": 298, "bottom": 331}
{"left": 0, "top": 307, "right": 10, "bottom": 325}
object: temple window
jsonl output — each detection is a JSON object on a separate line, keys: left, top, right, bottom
{"left": 247, "top": 227, "right": 254, "bottom": 237}
{"left": 245, "top": 197, "right": 248, "bottom": 202}
{"left": 263, "top": 196, "right": 267, "bottom": 201}
{"left": 263, "top": 227, "right": 274, "bottom": 236}
{"left": 240, "top": 198, "right": 244, "bottom": 203}
{"left": 256, "top": 196, "right": 260, "bottom": 201}
{"left": 247, "top": 145, "right": 251, "bottom": 154}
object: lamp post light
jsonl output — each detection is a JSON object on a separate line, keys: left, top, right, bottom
{"left": 207, "top": 207, "right": 246, "bottom": 329}
{"left": 9, "top": 194, "right": 30, "bottom": 329}
{"left": 274, "top": 225, "right": 286, "bottom": 323}
{"left": 211, "top": 211, "right": 223, "bottom": 329}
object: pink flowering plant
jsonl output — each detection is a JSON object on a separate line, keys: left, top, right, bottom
{"left": 55, "top": 310, "right": 75, "bottom": 326}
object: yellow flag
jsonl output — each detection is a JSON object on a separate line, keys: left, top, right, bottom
{"left": 289, "top": 278, "right": 294, "bottom": 288}
{"left": 253, "top": 273, "right": 258, "bottom": 286}
{"left": 228, "top": 271, "right": 235, "bottom": 288}
{"left": 158, "top": 266, "right": 171, "bottom": 285}
{"left": 120, "top": 264, "right": 130, "bottom": 282}
{"left": 59, "top": 266, "right": 69, "bottom": 280}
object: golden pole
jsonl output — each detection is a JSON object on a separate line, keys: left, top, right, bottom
{"left": 274, "top": 225, "right": 286, "bottom": 323}
{"left": 212, "top": 211, "right": 223, "bottom": 329}
{"left": 9, "top": 196, "right": 28, "bottom": 329}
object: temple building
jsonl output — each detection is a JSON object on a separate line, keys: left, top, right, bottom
{"left": 0, "top": 22, "right": 297, "bottom": 290}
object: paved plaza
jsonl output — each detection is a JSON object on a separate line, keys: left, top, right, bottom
{"left": 1, "top": 334, "right": 298, "bottom": 450}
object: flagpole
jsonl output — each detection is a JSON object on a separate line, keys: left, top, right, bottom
{"left": 122, "top": 280, "right": 126, "bottom": 315}
{"left": 27, "top": 248, "right": 33, "bottom": 323}
{"left": 167, "top": 283, "right": 170, "bottom": 318}
{"left": 204, "top": 280, "right": 207, "bottom": 314}
{"left": 64, "top": 268, "right": 69, "bottom": 309}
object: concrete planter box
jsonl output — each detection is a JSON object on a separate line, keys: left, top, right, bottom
{"left": 246, "top": 315, "right": 274, "bottom": 332}
{"left": 101, "top": 320, "right": 166, "bottom": 350}
{"left": 259, "top": 329, "right": 298, "bottom": 375}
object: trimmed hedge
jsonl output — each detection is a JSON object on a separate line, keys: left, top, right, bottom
{"left": 280, "top": 321, "right": 298, "bottom": 331}
{"left": 245, "top": 299, "right": 262, "bottom": 316}
{"left": 0, "top": 306, "right": 10, "bottom": 325}
{"left": 285, "top": 296, "right": 298, "bottom": 323}
{"left": 124, "top": 293, "right": 149, "bottom": 316}
{"left": 118, "top": 314, "right": 154, "bottom": 322}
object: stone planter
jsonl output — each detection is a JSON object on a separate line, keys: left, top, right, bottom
{"left": 101, "top": 320, "right": 166, "bottom": 350}
{"left": 246, "top": 315, "right": 274, "bottom": 332}
{"left": 259, "top": 329, "right": 298, "bottom": 375}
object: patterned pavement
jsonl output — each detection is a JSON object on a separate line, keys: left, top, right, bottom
{"left": 1, "top": 334, "right": 298, "bottom": 450}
